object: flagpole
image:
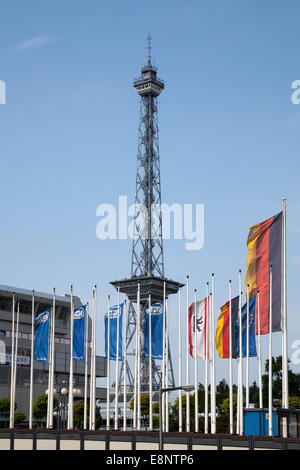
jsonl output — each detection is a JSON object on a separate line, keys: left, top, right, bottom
{"left": 194, "top": 289, "right": 199, "bottom": 433}
{"left": 46, "top": 306, "right": 52, "bottom": 428}
{"left": 12, "top": 301, "right": 20, "bottom": 429}
{"left": 106, "top": 295, "right": 111, "bottom": 431}
{"left": 49, "top": 288, "right": 56, "bottom": 429}
{"left": 68, "top": 285, "right": 74, "bottom": 430}
{"left": 92, "top": 285, "right": 97, "bottom": 430}
{"left": 162, "top": 280, "right": 166, "bottom": 432}
{"left": 9, "top": 293, "right": 15, "bottom": 429}
{"left": 178, "top": 288, "right": 183, "bottom": 433}
{"left": 29, "top": 290, "right": 35, "bottom": 429}
{"left": 164, "top": 298, "right": 169, "bottom": 432}
{"left": 186, "top": 275, "right": 190, "bottom": 433}
{"left": 148, "top": 293, "right": 153, "bottom": 431}
{"left": 211, "top": 273, "right": 216, "bottom": 434}
{"left": 133, "top": 291, "right": 138, "bottom": 429}
{"left": 123, "top": 300, "right": 127, "bottom": 431}
{"left": 137, "top": 282, "right": 141, "bottom": 431}
{"left": 238, "top": 271, "right": 243, "bottom": 435}
{"left": 114, "top": 287, "right": 120, "bottom": 430}
{"left": 269, "top": 265, "right": 273, "bottom": 436}
{"left": 204, "top": 283, "right": 209, "bottom": 434}
{"left": 246, "top": 284, "right": 250, "bottom": 408}
{"left": 282, "top": 198, "right": 288, "bottom": 437}
{"left": 257, "top": 291, "right": 263, "bottom": 408}
{"left": 84, "top": 302, "right": 89, "bottom": 430}
{"left": 229, "top": 281, "right": 233, "bottom": 434}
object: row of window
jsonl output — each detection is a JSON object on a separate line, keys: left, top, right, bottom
{"left": 0, "top": 366, "right": 86, "bottom": 387}
{"left": 2, "top": 330, "right": 72, "bottom": 345}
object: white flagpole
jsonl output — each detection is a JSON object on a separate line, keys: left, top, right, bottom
{"left": 12, "top": 301, "right": 20, "bottom": 429}
{"left": 194, "top": 289, "right": 199, "bottom": 433}
{"left": 229, "top": 280, "right": 233, "bottom": 434}
{"left": 29, "top": 290, "right": 35, "bottom": 429}
{"left": 282, "top": 198, "right": 288, "bottom": 437}
{"left": 9, "top": 292, "right": 15, "bottom": 428}
{"left": 236, "top": 361, "right": 240, "bottom": 434}
{"left": 238, "top": 271, "right": 243, "bottom": 435}
{"left": 210, "top": 273, "right": 216, "bottom": 434}
{"left": 204, "top": 283, "right": 209, "bottom": 434}
{"left": 186, "top": 275, "right": 190, "bottom": 432}
{"left": 68, "top": 285, "right": 74, "bottom": 429}
{"left": 46, "top": 306, "right": 52, "bottom": 428}
{"left": 257, "top": 291, "right": 263, "bottom": 408}
{"left": 123, "top": 300, "right": 127, "bottom": 431}
{"left": 89, "top": 288, "right": 94, "bottom": 430}
{"left": 137, "top": 282, "right": 141, "bottom": 431}
{"left": 114, "top": 287, "right": 120, "bottom": 430}
{"left": 165, "top": 298, "right": 169, "bottom": 432}
{"left": 269, "top": 265, "right": 273, "bottom": 436}
{"left": 106, "top": 295, "right": 111, "bottom": 431}
{"left": 246, "top": 284, "right": 250, "bottom": 408}
{"left": 49, "top": 288, "right": 56, "bottom": 429}
{"left": 148, "top": 293, "right": 153, "bottom": 431}
{"left": 92, "top": 285, "right": 97, "bottom": 430}
{"left": 178, "top": 288, "right": 183, "bottom": 432}
{"left": 133, "top": 293, "right": 138, "bottom": 430}
{"left": 162, "top": 281, "right": 166, "bottom": 432}
{"left": 9, "top": 293, "right": 15, "bottom": 429}
{"left": 84, "top": 302, "right": 89, "bottom": 430}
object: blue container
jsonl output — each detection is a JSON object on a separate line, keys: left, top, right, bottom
{"left": 244, "top": 409, "right": 278, "bottom": 436}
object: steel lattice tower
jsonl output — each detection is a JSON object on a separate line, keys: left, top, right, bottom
{"left": 111, "top": 35, "right": 183, "bottom": 400}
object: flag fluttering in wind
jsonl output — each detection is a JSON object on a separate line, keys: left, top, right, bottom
{"left": 104, "top": 303, "right": 123, "bottom": 361}
{"left": 235, "top": 296, "right": 257, "bottom": 357}
{"left": 188, "top": 297, "right": 209, "bottom": 359}
{"left": 73, "top": 305, "right": 86, "bottom": 361}
{"left": 245, "top": 212, "right": 283, "bottom": 334}
{"left": 145, "top": 301, "right": 163, "bottom": 360}
{"left": 216, "top": 296, "right": 239, "bottom": 359}
{"left": 34, "top": 309, "right": 50, "bottom": 362}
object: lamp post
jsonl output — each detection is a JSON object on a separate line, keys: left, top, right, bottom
{"left": 159, "top": 385, "right": 194, "bottom": 450}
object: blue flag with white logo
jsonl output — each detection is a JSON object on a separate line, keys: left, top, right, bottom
{"left": 145, "top": 301, "right": 164, "bottom": 360}
{"left": 73, "top": 305, "right": 86, "bottom": 361}
{"left": 235, "top": 295, "right": 257, "bottom": 357}
{"left": 104, "top": 303, "right": 123, "bottom": 361}
{"left": 34, "top": 309, "right": 50, "bottom": 362}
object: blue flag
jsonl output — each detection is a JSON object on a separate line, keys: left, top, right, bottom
{"left": 34, "top": 309, "right": 50, "bottom": 362}
{"left": 104, "top": 303, "right": 123, "bottom": 361}
{"left": 73, "top": 305, "right": 86, "bottom": 361}
{"left": 145, "top": 301, "right": 164, "bottom": 360}
{"left": 235, "top": 295, "right": 257, "bottom": 357}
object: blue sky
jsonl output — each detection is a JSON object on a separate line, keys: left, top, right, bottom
{"left": 1, "top": 1, "right": 300, "bottom": 394}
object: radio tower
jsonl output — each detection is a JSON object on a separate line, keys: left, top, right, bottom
{"left": 111, "top": 35, "right": 183, "bottom": 399}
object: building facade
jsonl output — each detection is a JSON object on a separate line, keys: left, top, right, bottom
{"left": 0, "top": 284, "right": 107, "bottom": 425}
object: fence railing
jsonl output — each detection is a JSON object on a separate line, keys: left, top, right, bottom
{"left": 0, "top": 429, "right": 300, "bottom": 451}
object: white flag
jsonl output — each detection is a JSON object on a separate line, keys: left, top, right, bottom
{"left": 188, "top": 297, "right": 209, "bottom": 359}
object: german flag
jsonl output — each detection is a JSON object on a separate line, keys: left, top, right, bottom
{"left": 245, "top": 212, "right": 282, "bottom": 335}
{"left": 216, "top": 296, "right": 239, "bottom": 359}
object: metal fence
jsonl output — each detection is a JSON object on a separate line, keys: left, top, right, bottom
{"left": 1, "top": 429, "right": 300, "bottom": 451}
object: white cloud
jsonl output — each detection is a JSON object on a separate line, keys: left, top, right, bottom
{"left": 291, "top": 256, "right": 300, "bottom": 266}
{"left": 16, "top": 35, "right": 57, "bottom": 52}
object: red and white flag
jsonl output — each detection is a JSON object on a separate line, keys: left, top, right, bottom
{"left": 189, "top": 297, "right": 209, "bottom": 359}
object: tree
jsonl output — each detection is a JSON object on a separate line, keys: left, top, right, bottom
{"left": 14, "top": 412, "right": 26, "bottom": 426}
{"left": 73, "top": 401, "right": 85, "bottom": 429}
{"left": 0, "top": 398, "right": 13, "bottom": 413}
{"left": 262, "top": 356, "right": 300, "bottom": 406}
{"left": 220, "top": 396, "right": 238, "bottom": 416}
{"left": 129, "top": 394, "right": 151, "bottom": 417}
{"left": 33, "top": 394, "right": 58, "bottom": 425}
{"left": 282, "top": 396, "right": 300, "bottom": 410}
